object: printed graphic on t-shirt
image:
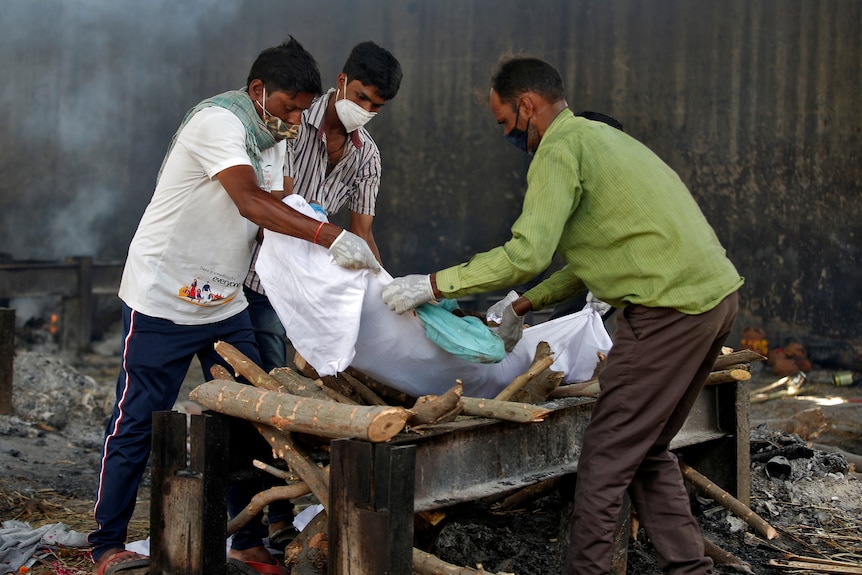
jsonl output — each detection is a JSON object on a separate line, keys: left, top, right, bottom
{"left": 262, "top": 162, "right": 274, "bottom": 192}
{"left": 177, "top": 273, "right": 237, "bottom": 306}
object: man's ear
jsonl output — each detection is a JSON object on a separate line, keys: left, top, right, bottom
{"left": 520, "top": 93, "right": 537, "bottom": 119}
{"left": 248, "top": 78, "right": 264, "bottom": 101}
{"left": 336, "top": 72, "right": 348, "bottom": 93}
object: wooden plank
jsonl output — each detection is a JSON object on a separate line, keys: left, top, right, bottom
{"left": 0, "top": 308, "right": 13, "bottom": 415}
{"left": 329, "top": 439, "right": 373, "bottom": 575}
{"left": 150, "top": 411, "right": 229, "bottom": 575}
{"left": 60, "top": 256, "right": 93, "bottom": 355}
{"left": 0, "top": 261, "right": 123, "bottom": 297}
{"left": 374, "top": 443, "right": 416, "bottom": 574}
{"left": 329, "top": 440, "right": 416, "bottom": 575}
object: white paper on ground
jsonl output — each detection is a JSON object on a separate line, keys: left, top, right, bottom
{"left": 257, "top": 195, "right": 613, "bottom": 398}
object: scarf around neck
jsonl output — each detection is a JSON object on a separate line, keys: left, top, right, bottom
{"left": 157, "top": 87, "right": 277, "bottom": 186}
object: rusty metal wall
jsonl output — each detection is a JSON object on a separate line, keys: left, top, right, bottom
{"left": 0, "top": 0, "right": 859, "bottom": 340}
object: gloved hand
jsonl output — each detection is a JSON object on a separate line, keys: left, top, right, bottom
{"left": 498, "top": 303, "right": 525, "bottom": 352}
{"left": 382, "top": 275, "right": 435, "bottom": 314}
{"left": 586, "top": 291, "right": 612, "bottom": 315}
{"left": 486, "top": 290, "right": 520, "bottom": 324}
{"left": 329, "top": 230, "right": 380, "bottom": 273}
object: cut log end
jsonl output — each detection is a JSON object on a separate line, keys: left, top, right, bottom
{"left": 366, "top": 407, "right": 410, "bottom": 442}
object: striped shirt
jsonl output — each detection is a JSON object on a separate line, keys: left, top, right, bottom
{"left": 435, "top": 109, "right": 743, "bottom": 315}
{"left": 244, "top": 89, "right": 382, "bottom": 293}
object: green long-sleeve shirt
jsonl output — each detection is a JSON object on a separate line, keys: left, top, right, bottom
{"left": 435, "top": 109, "right": 743, "bottom": 314}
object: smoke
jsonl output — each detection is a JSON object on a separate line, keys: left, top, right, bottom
{"left": 0, "top": 0, "right": 244, "bottom": 261}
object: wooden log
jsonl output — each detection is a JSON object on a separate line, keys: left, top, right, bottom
{"left": 345, "top": 367, "right": 415, "bottom": 407}
{"left": 253, "top": 459, "right": 295, "bottom": 481}
{"left": 491, "top": 476, "right": 562, "bottom": 512}
{"left": 227, "top": 483, "right": 311, "bottom": 536}
{"left": 680, "top": 462, "right": 779, "bottom": 540}
{"left": 214, "top": 340, "right": 280, "bottom": 391}
{"left": 713, "top": 349, "right": 766, "bottom": 370}
{"left": 501, "top": 341, "right": 562, "bottom": 404}
{"left": 189, "top": 379, "right": 408, "bottom": 442}
{"left": 750, "top": 374, "right": 796, "bottom": 396}
{"left": 321, "top": 374, "right": 363, "bottom": 403}
{"left": 494, "top": 342, "right": 556, "bottom": 402}
{"left": 314, "top": 379, "right": 360, "bottom": 405}
{"left": 338, "top": 371, "right": 387, "bottom": 406}
{"left": 509, "top": 367, "right": 564, "bottom": 404}
{"left": 286, "top": 508, "right": 329, "bottom": 575}
{"left": 408, "top": 382, "right": 464, "bottom": 426}
{"left": 294, "top": 350, "right": 320, "bottom": 379}
{"left": 460, "top": 396, "right": 551, "bottom": 423}
{"left": 270, "top": 367, "right": 331, "bottom": 400}
{"left": 209, "top": 364, "right": 331, "bottom": 508}
{"left": 548, "top": 379, "right": 600, "bottom": 399}
{"left": 703, "top": 537, "right": 754, "bottom": 574}
{"left": 750, "top": 388, "right": 802, "bottom": 404}
{"left": 254, "top": 423, "right": 330, "bottom": 509}
{"left": 706, "top": 368, "right": 751, "bottom": 385}
{"left": 211, "top": 363, "right": 234, "bottom": 381}
{"left": 767, "top": 557, "right": 862, "bottom": 574}
{"left": 412, "top": 548, "right": 503, "bottom": 575}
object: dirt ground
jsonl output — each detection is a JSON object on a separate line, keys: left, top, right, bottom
{"left": 2, "top": 330, "right": 862, "bottom": 574}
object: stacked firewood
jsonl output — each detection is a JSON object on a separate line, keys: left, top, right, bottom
{"left": 190, "top": 340, "right": 570, "bottom": 575}
{"left": 189, "top": 341, "right": 765, "bottom": 575}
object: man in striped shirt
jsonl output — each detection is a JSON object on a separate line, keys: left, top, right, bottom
{"left": 243, "top": 41, "right": 402, "bottom": 376}
{"left": 241, "top": 41, "right": 400, "bottom": 547}
{"left": 383, "top": 55, "right": 742, "bottom": 575}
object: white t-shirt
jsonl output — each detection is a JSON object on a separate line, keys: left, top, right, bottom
{"left": 119, "top": 106, "right": 285, "bottom": 325}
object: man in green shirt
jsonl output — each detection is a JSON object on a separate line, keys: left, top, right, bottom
{"left": 382, "top": 55, "right": 742, "bottom": 575}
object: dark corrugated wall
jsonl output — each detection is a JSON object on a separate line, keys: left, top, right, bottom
{"left": 0, "top": 0, "right": 859, "bottom": 340}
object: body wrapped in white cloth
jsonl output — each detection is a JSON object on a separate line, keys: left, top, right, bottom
{"left": 256, "top": 195, "right": 612, "bottom": 399}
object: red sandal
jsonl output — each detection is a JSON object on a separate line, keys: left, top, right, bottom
{"left": 93, "top": 549, "right": 150, "bottom": 575}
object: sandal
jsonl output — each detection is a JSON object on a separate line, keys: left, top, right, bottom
{"left": 268, "top": 525, "right": 300, "bottom": 550}
{"left": 93, "top": 550, "right": 150, "bottom": 575}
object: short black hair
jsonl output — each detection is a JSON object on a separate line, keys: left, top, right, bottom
{"left": 491, "top": 55, "right": 565, "bottom": 107}
{"left": 342, "top": 41, "right": 403, "bottom": 100}
{"left": 247, "top": 36, "right": 322, "bottom": 96}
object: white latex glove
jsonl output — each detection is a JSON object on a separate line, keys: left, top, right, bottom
{"left": 498, "top": 303, "right": 525, "bottom": 352}
{"left": 486, "top": 290, "right": 520, "bottom": 324}
{"left": 329, "top": 230, "right": 380, "bottom": 272}
{"left": 382, "top": 274, "right": 434, "bottom": 314}
{"left": 586, "top": 291, "right": 612, "bottom": 315}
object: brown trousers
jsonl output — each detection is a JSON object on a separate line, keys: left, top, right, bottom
{"left": 564, "top": 292, "right": 739, "bottom": 575}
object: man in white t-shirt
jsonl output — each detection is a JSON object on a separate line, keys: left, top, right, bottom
{"left": 89, "top": 37, "right": 380, "bottom": 575}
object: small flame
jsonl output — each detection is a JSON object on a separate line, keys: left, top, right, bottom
{"left": 49, "top": 314, "right": 59, "bottom": 335}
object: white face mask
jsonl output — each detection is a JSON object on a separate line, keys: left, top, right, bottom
{"left": 334, "top": 75, "right": 376, "bottom": 133}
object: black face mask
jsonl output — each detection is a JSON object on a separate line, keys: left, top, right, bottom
{"left": 504, "top": 108, "right": 530, "bottom": 153}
